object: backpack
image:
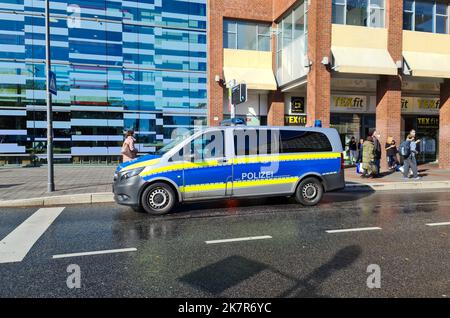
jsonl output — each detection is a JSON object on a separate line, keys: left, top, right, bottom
{"left": 399, "top": 140, "right": 411, "bottom": 158}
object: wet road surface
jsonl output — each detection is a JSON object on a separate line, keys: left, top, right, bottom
{"left": 0, "top": 190, "right": 449, "bottom": 297}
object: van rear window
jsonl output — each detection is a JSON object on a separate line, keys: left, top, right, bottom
{"left": 280, "top": 131, "right": 332, "bottom": 153}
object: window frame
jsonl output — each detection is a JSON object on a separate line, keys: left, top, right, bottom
{"left": 223, "top": 20, "right": 271, "bottom": 51}
{"left": 332, "top": 0, "right": 386, "bottom": 28}
{"left": 403, "top": 0, "right": 449, "bottom": 34}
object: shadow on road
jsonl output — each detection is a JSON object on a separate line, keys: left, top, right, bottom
{"left": 177, "top": 245, "right": 362, "bottom": 297}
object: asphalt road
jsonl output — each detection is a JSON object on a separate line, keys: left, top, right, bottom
{"left": 0, "top": 190, "right": 449, "bottom": 298}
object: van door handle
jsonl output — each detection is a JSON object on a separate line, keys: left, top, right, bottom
{"left": 218, "top": 158, "right": 229, "bottom": 164}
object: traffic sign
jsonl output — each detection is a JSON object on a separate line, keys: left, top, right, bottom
{"left": 49, "top": 71, "right": 57, "bottom": 96}
{"left": 231, "top": 83, "right": 247, "bottom": 105}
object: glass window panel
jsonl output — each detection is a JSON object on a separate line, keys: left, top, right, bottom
{"left": 404, "top": 0, "right": 414, "bottom": 11}
{"left": 284, "top": 12, "right": 293, "bottom": 40}
{"left": 346, "top": 0, "right": 369, "bottom": 26}
{"left": 294, "top": 4, "right": 305, "bottom": 38}
{"left": 436, "top": 15, "right": 448, "bottom": 34}
{"left": 332, "top": 3, "right": 346, "bottom": 24}
{"left": 415, "top": 1, "right": 434, "bottom": 33}
{"left": 224, "top": 20, "right": 237, "bottom": 33}
{"left": 369, "top": 8, "right": 384, "bottom": 27}
{"left": 370, "top": 0, "right": 384, "bottom": 8}
{"left": 224, "top": 32, "right": 236, "bottom": 49}
{"left": 258, "top": 25, "right": 270, "bottom": 36}
{"left": 258, "top": 35, "right": 270, "bottom": 51}
{"left": 436, "top": 2, "right": 448, "bottom": 15}
{"left": 237, "top": 22, "right": 257, "bottom": 50}
{"left": 403, "top": 11, "right": 414, "bottom": 30}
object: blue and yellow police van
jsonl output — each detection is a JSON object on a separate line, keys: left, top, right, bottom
{"left": 113, "top": 127, "right": 345, "bottom": 215}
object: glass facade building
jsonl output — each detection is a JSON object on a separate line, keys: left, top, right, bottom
{"left": 0, "top": 0, "right": 207, "bottom": 163}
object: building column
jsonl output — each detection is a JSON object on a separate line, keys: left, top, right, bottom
{"left": 268, "top": 90, "right": 284, "bottom": 126}
{"left": 207, "top": 3, "right": 224, "bottom": 126}
{"left": 376, "top": 76, "right": 402, "bottom": 170}
{"left": 375, "top": 0, "right": 403, "bottom": 171}
{"left": 439, "top": 79, "right": 450, "bottom": 169}
{"left": 306, "top": 0, "right": 332, "bottom": 127}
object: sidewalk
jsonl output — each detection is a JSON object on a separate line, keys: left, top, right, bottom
{"left": 0, "top": 165, "right": 116, "bottom": 202}
{"left": 0, "top": 163, "right": 449, "bottom": 207}
{"left": 345, "top": 163, "right": 450, "bottom": 191}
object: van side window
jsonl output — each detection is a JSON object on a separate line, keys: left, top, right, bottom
{"left": 191, "top": 130, "right": 225, "bottom": 161}
{"left": 234, "top": 129, "right": 280, "bottom": 156}
{"left": 280, "top": 131, "right": 332, "bottom": 153}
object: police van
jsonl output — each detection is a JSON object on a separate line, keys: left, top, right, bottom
{"left": 113, "top": 127, "right": 345, "bottom": 215}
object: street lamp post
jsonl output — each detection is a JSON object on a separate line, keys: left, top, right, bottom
{"left": 45, "top": 0, "right": 55, "bottom": 192}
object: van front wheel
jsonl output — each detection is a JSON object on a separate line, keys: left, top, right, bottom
{"left": 295, "top": 177, "right": 323, "bottom": 206}
{"left": 141, "top": 183, "right": 175, "bottom": 215}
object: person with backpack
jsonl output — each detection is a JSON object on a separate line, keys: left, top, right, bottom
{"left": 369, "top": 129, "right": 381, "bottom": 176}
{"left": 401, "top": 135, "right": 420, "bottom": 180}
{"left": 385, "top": 137, "right": 399, "bottom": 170}
{"left": 361, "top": 136, "right": 376, "bottom": 178}
{"left": 122, "top": 130, "right": 138, "bottom": 162}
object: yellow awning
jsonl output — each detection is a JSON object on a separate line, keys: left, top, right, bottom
{"left": 223, "top": 67, "right": 277, "bottom": 91}
{"left": 403, "top": 51, "right": 450, "bottom": 78}
{"left": 331, "top": 46, "right": 398, "bottom": 76}
{"left": 223, "top": 49, "right": 277, "bottom": 91}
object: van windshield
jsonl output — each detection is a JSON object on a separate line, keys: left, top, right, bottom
{"left": 156, "top": 129, "right": 195, "bottom": 155}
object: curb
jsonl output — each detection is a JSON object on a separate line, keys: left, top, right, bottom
{"left": 0, "top": 181, "right": 449, "bottom": 208}
{"left": 344, "top": 180, "right": 450, "bottom": 192}
{"left": 0, "top": 192, "right": 114, "bottom": 208}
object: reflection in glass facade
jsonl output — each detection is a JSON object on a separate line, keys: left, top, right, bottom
{"left": 0, "top": 0, "right": 207, "bottom": 163}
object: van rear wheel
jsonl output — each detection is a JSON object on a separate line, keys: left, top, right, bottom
{"left": 141, "top": 183, "right": 175, "bottom": 215}
{"left": 295, "top": 177, "right": 323, "bottom": 206}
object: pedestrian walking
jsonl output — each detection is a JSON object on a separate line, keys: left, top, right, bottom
{"left": 361, "top": 136, "right": 376, "bottom": 178}
{"left": 348, "top": 136, "right": 358, "bottom": 165}
{"left": 401, "top": 134, "right": 421, "bottom": 180}
{"left": 122, "top": 130, "right": 138, "bottom": 162}
{"left": 385, "top": 137, "right": 398, "bottom": 170}
{"left": 369, "top": 130, "right": 381, "bottom": 176}
{"left": 357, "top": 138, "right": 364, "bottom": 163}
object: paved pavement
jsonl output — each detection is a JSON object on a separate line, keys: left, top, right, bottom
{"left": 0, "top": 165, "right": 116, "bottom": 201}
{"left": 0, "top": 191, "right": 449, "bottom": 297}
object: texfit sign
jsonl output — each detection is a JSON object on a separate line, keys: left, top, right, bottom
{"left": 285, "top": 115, "right": 307, "bottom": 126}
{"left": 331, "top": 95, "right": 367, "bottom": 112}
{"left": 401, "top": 97, "right": 440, "bottom": 114}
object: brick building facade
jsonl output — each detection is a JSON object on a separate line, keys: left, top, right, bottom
{"left": 208, "top": 0, "right": 450, "bottom": 169}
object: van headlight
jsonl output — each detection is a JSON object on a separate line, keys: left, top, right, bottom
{"left": 120, "top": 167, "right": 145, "bottom": 181}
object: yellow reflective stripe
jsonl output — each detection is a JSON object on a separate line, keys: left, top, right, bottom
{"left": 138, "top": 152, "right": 340, "bottom": 177}
{"left": 121, "top": 159, "right": 160, "bottom": 172}
{"left": 140, "top": 160, "right": 220, "bottom": 177}
{"left": 231, "top": 152, "right": 341, "bottom": 165}
{"left": 180, "top": 182, "right": 229, "bottom": 193}
{"left": 180, "top": 178, "right": 298, "bottom": 193}
{"left": 233, "top": 177, "right": 299, "bottom": 188}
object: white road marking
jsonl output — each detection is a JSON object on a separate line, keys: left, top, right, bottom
{"left": 326, "top": 227, "right": 382, "bottom": 234}
{"left": 426, "top": 222, "right": 450, "bottom": 227}
{"left": 52, "top": 248, "right": 137, "bottom": 259}
{"left": 205, "top": 235, "right": 272, "bottom": 245}
{"left": 0, "top": 207, "right": 65, "bottom": 264}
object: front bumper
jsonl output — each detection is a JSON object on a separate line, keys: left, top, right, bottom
{"left": 112, "top": 172, "right": 146, "bottom": 206}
